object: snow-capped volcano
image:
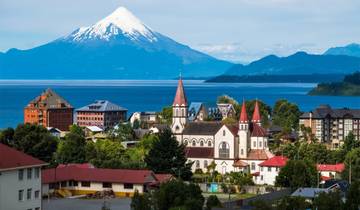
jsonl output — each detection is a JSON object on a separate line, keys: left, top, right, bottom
{"left": 0, "top": 7, "right": 232, "bottom": 79}
{"left": 66, "top": 7, "right": 157, "bottom": 42}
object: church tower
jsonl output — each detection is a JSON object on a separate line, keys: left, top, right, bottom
{"left": 171, "top": 77, "right": 188, "bottom": 137}
{"left": 238, "top": 100, "right": 249, "bottom": 159}
{"left": 252, "top": 100, "right": 261, "bottom": 126}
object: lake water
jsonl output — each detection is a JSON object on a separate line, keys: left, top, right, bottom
{"left": 0, "top": 80, "right": 359, "bottom": 129}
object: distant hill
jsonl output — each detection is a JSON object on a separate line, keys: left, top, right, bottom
{"left": 309, "top": 71, "right": 360, "bottom": 96}
{"left": 0, "top": 7, "right": 231, "bottom": 80}
{"left": 206, "top": 74, "right": 344, "bottom": 83}
{"left": 324, "top": 43, "right": 360, "bottom": 58}
{"left": 225, "top": 52, "right": 360, "bottom": 76}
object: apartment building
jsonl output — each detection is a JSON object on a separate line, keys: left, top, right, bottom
{"left": 24, "top": 88, "right": 73, "bottom": 131}
{"left": 299, "top": 105, "right": 360, "bottom": 148}
{"left": 0, "top": 143, "right": 47, "bottom": 210}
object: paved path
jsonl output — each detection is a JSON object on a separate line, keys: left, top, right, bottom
{"left": 43, "top": 198, "right": 131, "bottom": 210}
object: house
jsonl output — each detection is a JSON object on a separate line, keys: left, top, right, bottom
{"left": 171, "top": 78, "right": 274, "bottom": 184}
{"left": 317, "top": 163, "right": 345, "bottom": 181}
{"left": 291, "top": 187, "right": 330, "bottom": 199}
{"left": 24, "top": 88, "right": 73, "bottom": 131}
{"left": 188, "top": 102, "right": 208, "bottom": 122}
{"left": 46, "top": 127, "right": 62, "bottom": 138}
{"left": 299, "top": 105, "right": 360, "bottom": 148}
{"left": 258, "top": 156, "right": 288, "bottom": 185}
{"left": 217, "top": 103, "right": 236, "bottom": 119}
{"left": 149, "top": 124, "right": 169, "bottom": 134}
{"left": 41, "top": 164, "right": 172, "bottom": 197}
{"left": 76, "top": 100, "right": 127, "bottom": 130}
{"left": 129, "top": 111, "right": 158, "bottom": 126}
{"left": 0, "top": 143, "right": 47, "bottom": 210}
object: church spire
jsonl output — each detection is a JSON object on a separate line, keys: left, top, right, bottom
{"left": 173, "top": 77, "right": 187, "bottom": 106}
{"left": 252, "top": 100, "right": 261, "bottom": 123}
{"left": 239, "top": 100, "right": 248, "bottom": 123}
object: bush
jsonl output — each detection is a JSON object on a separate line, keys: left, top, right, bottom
{"left": 206, "top": 195, "right": 222, "bottom": 210}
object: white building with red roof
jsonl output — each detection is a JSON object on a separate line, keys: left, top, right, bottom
{"left": 317, "top": 163, "right": 345, "bottom": 181}
{"left": 258, "top": 156, "right": 288, "bottom": 185}
{"left": 0, "top": 143, "right": 47, "bottom": 210}
{"left": 171, "top": 78, "right": 274, "bottom": 184}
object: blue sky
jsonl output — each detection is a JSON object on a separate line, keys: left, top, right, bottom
{"left": 1, "top": 0, "right": 359, "bottom": 63}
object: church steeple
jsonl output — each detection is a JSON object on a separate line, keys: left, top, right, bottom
{"left": 239, "top": 100, "right": 248, "bottom": 123}
{"left": 173, "top": 77, "right": 187, "bottom": 106}
{"left": 171, "top": 77, "right": 188, "bottom": 136}
{"left": 252, "top": 100, "right": 261, "bottom": 125}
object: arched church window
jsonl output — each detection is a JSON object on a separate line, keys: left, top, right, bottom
{"left": 241, "top": 149, "right": 244, "bottom": 155}
{"left": 176, "top": 109, "right": 179, "bottom": 117}
{"left": 259, "top": 141, "right": 262, "bottom": 147}
{"left": 264, "top": 141, "right": 267, "bottom": 147}
{"left": 223, "top": 130, "right": 226, "bottom": 136}
{"left": 175, "top": 126, "right": 179, "bottom": 131}
{"left": 219, "top": 142, "right": 229, "bottom": 158}
{"left": 192, "top": 140, "right": 196, "bottom": 146}
{"left": 200, "top": 141, "right": 204, "bottom": 147}
{"left": 251, "top": 162, "right": 255, "bottom": 170}
{"left": 184, "top": 140, "right": 188, "bottom": 146}
{"left": 196, "top": 160, "right": 200, "bottom": 168}
{"left": 181, "top": 109, "right": 185, "bottom": 116}
{"left": 204, "top": 160, "right": 208, "bottom": 168}
{"left": 253, "top": 141, "right": 256, "bottom": 148}
{"left": 208, "top": 141, "right": 212, "bottom": 147}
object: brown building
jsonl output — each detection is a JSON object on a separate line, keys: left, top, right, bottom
{"left": 76, "top": 100, "right": 127, "bottom": 130}
{"left": 24, "top": 88, "right": 74, "bottom": 131}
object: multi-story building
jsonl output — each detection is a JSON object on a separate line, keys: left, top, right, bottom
{"left": 171, "top": 78, "right": 274, "bottom": 184}
{"left": 76, "top": 100, "right": 127, "bottom": 130}
{"left": 0, "top": 143, "right": 47, "bottom": 210}
{"left": 299, "top": 105, "right": 360, "bottom": 148}
{"left": 24, "top": 88, "right": 74, "bottom": 131}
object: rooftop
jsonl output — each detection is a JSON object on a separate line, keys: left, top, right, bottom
{"left": 259, "top": 156, "right": 288, "bottom": 167}
{"left": 27, "top": 88, "right": 72, "bottom": 109}
{"left": 77, "top": 100, "right": 127, "bottom": 112}
{"left": 317, "top": 163, "right": 345, "bottom": 173}
{"left": 185, "top": 147, "right": 214, "bottom": 159}
{"left": 182, "top": 122, "right": 223, "bottom": 135}
{"left": 0, "top": 143, "right": 47, "bottom": 171}
{"left": 300, "top": 105, "right": 360, "bottom": 119}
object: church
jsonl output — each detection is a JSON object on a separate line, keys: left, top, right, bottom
{"left": 171, "top": 78, "right": 274, "bottom": 184}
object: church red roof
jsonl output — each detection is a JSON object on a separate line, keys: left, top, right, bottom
{"left": 239, "top": 100, "right": 248, "bottom": 123}
{"left": 244, "top": 149, "right": 273, "bottom": 160}
{"left": 173, "top": 78, "right": 188, "bottom": 106}
{"left": 252, "top": 100, "right": 261, "bottom": 123}
{"left": 185, "top": 147, "right": 214, "bottom": 158}
{"left": 0, "top": 143, "right": 47, "bottom": 171}
{"left": 251, "top": 123, "right": 267, "bottom": 137}
{"left": 317, "top": 163, "right": 344, "bottom": 173}
{"left": 259, "top": 156, "right": 288, "bottom": 167}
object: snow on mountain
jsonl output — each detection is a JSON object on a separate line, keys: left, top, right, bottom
{"left": 66, "top": 7, "right": 157, "bottom": 42}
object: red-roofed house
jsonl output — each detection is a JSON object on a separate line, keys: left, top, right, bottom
{"left": 317, "top": 163, "right": 345, "bottom": 181}
{"left": 258, "top": 156, "right": 288, "bottom": 185}
{"left": 0, "top": 143, "right": 47, "bottom": 210}
{"left": 41, "top": 164, "right": 172, "bottom": 197}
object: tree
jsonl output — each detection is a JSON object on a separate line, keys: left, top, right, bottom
{"left": 342, "top": 148, "right": 360, "bottom": 183}
{"left": 109, "top": 123, "right": 135, "bottom": 142}
{"left": 313, "top": 191, "right": 343, "bottom": 210}
{"left": 275, "top": 160, "right": 317, "bottom": 189}
{"left": 158, "top": 106, "right": 172, "bottom": 124}
{"left": 55, "top": 125, "right": 87, "bottom": 164}
{"left": 277, "top": 196, "right": 309, "bottom": 210}
{"left": 344, "top": 181, "right": 360, "bottom": 210}
{"left": 86, "top": 139, "right": 126, "bottom": 168}
{"left": 154, "top": 180, "right": 204, "bottom": 210}
{"left": 133, "top": 119, "right": 140, "bottom": 129}
{"left": 145, "top": 129, "right": 192, "bottom": 180}
{"left": 11, "top": 124, "right": 58, "bottom": 162}
{"left": 205, "top": 195, "right": 222, "bottom": 210}
{"left": 272, "top": 99, "right": 301, "bottom": 131}
{"left": 343, "top": 132, "right": 360, "bottom": 153}
{"left": 131, "top": 190, "right": 151, "bottom": 210}
{"left": 250, "top": 200, "right": 273, "bottom": 210}
{"left": 0, "top": 127, "right": 14, "bottom": 145}
{"left": 299, "top": 124, "right": 317, "bottom": 142}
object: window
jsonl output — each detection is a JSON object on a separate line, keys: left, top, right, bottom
{"left": 223, "top": 130, "right": 226, "bottom": 136}
{"left": 27, "top": 168, "right": 32, "bottom": 179}
{"left": 192, "top": 140, "right": 196, "bottom": 146}
{"left": 241, "top": 149, "right": 244, "bottom": 155}
{"left": 184, "top": 140, "right": 188, "bottom": 146}
{"left": 18, "top": 190, "right": 24, "bottom": 201}
{"left": 61, "top": 181, "right": 67, "bottom": 187}
{"left": 124, "top": 183, "right": 133, "bottom": 189}
{"left": 268, "top": 167, "right": 271, "bottom": 172}
{"left": 34, "top": 190, "right": 40, "bottom": 199}
{"left": 261, "top": 175, "right": 263, "bottom": 181}
{"left": 259, "top": 141, "right": 262, "bottom": 147}
{"left": 219, "top": 142, "right": 230, "bottom": 158}
{"left": 200, "top": 141, "right": 204, "bottom": 147}
{"left": 251, "top": 162, "right": 255, "bottom": 170}
{"left": 103, "top": 182, "right": 112, "bottom": 188}
{"left": 208, "top": 141, "right": 212, "bottom": 147}
{"left": 27, "top": 188, "right": 32, "bottom": 200}
{"left": 253, "top": 141, "right": 256, "bottom": 148}
{"left": 81, "top": 181, "right": 91, "bottom": 187}
{"left": 276, "top": 167, "right": 279, "bottom": 172}
{"left": 196, "top": 160, "right": 200, "bottom": 168}
{"left": 19, "top": 169, "right": 24, "bottom": 180}
{"left": 204, "top": 160, "right": 208, "bottom": 168}
{"left": 260, "top": 167, "right": 263, "bottom": 172}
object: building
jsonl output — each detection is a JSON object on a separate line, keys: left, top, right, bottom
{"left": 46, "top": 127, "right": 62, "bottom": 138}
{"left": 317, "top": 163, "right": 345, "bottom": 181}
{"left": 42, "top": 164, "right": 172, "bottom": 197}
{"left": 76, "top": 100, "right": 127, "bottom": 130}
{"left": 299, "top": 105, "right": 360, "bottom": 148}
{"left": 24, "top": 88, "right": 73, "bottom": 131}
{"left": 217, "top": 103, "right": 236, "bottom": 119}
{"left": 129, "top": 111, "right": 158, "bottom": 127}
{"left": 0, "top": 143, "right": 47, "bottom": 210}
{"left": 188, "top": 102, "right": 223, "bottom": 122}
{"left": 258, "top": 156, "right": 288, "bottom": 185}
{"left": 171, "top": 78, "right": 274, "bottom": 184}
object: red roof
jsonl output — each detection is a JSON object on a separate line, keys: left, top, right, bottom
{"left": 233, "top": 160, "right": 248, "bottom": 167}
{"left": 154, "top": 174, "right": 174, "bottom": 183}
{"left": 57, "top": 163, "right": 94, "bottom": 169}
{"left": 244, "top": 149, "right": 273, "bottom": 160}
{"left": 251, "top": 123, "right": 267, "bottom": 137}
{"left": 252, "top": 100, "right": 261, "bottom": 123}
{"left": 239, "top": 100, "right": 248, "bottom": 123}
{"left": 42, "top": 165, "right": 157, "bottom": 184}
{"left": 0, "top": 143, "right": 46, "bottom": 171}
{"left": 259, "top": 156, "right": 288, "bottom": 167}
{"left": 173, "top": 78, "right": 187, "bottom": 106}
{"left": 185, "top": 147, "right": 213, "bottom": 158}
{"left": 317, "top": 163, "right": 345, "bottom": 173}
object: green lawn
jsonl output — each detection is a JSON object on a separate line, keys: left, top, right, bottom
{"left": 202, "top": 192, "right": 255, "bottom": 201}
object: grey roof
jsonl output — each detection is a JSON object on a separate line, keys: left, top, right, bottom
{"left": 29, "top": 88, "right": 72, "bottom": 109}
{"left": 182, "top": 122, "right": 223, "bottom": 135}
{"left": 291, "top": 188, "right": 329, "bottom": 198}
{"left": 188, "top": 102, "right": 203, "bottom": 121}
{"left": 76, "top": 100, "right": 127, "bottom": 112}
{"left": 300, "top": 105, "right": 360, "bottom": 119}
